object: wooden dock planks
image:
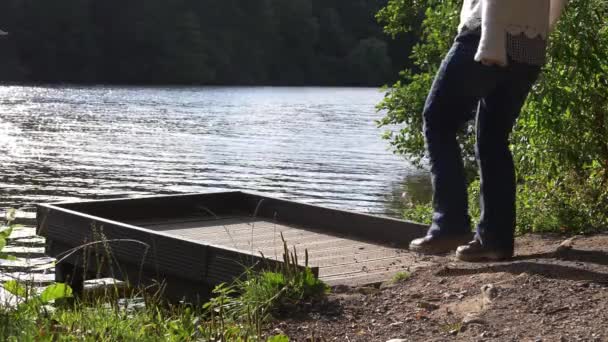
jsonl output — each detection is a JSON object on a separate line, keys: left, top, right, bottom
{"left": 133, "top": 216, "right": 423, "bottom": 286}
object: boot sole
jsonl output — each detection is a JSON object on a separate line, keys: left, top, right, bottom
{"left": 455, "top": 251, "right": 513, "bottom": 262}
{"left": 409, "top": 235, "right": 472, "bottom": 255}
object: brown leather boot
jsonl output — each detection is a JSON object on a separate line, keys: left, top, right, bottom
{"left": 455, "top": 240, "right": 513, "bottom": 262}
{"left": 409, "top": 234, "right": 472, "bottom": 255}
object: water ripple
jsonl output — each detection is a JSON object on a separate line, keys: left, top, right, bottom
{"left": 0, "top": 86, "right": 426, "bottom": 217}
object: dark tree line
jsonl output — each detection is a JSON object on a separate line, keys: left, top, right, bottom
{"left": 0, "top": 0, "right": 416, "bottom": 86}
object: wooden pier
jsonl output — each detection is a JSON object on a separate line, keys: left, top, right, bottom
{"left": 3, "top": 192, "right": 430, "bottom": 302}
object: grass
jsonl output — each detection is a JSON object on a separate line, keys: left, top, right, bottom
{"left": 1, "top": 261, "right": 322, "bottom": 341}
{"left": 0, "top": 213, "right": 327, "bottom": 341}
{"left": 391, "top": 271, "right": 411, "bottom": 284}
{"left": 0, "top": 209, "right": 20, "bottom": 261}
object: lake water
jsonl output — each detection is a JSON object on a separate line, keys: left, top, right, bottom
{"left": 0, "top": 86, "right": 430, "bottom": 217}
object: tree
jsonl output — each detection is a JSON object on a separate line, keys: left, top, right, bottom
{"left": 0, "top": 0, "right": 415, "bottom": 86}
{"left": 347, "top": 38, "right": 392, "bottom": 86}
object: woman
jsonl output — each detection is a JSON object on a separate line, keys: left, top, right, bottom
{"left": 409, "top": 0, "right": 568, "bottom": 261}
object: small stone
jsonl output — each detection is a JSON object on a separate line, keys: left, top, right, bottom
{"left": 449, "top": 329, "right": 459, "bottom": 336}
{"left": 462, "top": 314, "right": 488, "bottom": 326}
{"left": 481, "top": 284, "right": 499, "bottom": 304}
{"left": 386, "top": 339, "right": 408, "bottom": 342}
{"left": 417, "top": 301, "right": 440, "bottom": 311}
{"left": 332, "top": 284, "right": 350, "bottom": 294}
{"left": 357, "top": 286, "right": 379, "bottom": 295}
{"left": 556, "top": 237, "right": 578, "bottom": 253}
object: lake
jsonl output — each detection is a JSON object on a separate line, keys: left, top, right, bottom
{"left": 0, "top": 86, "right": 430, "bottom": 217}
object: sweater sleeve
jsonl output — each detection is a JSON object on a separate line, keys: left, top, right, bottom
{"left": 549, "top": 0, "right": 568, "bottom": 31}
{"left": 475, "top": 0, "right": 508, "bottom": 66}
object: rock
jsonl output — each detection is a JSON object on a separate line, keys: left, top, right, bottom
{"left": 463, "top": 314, "right": 488, "bottom": 326}
{"left": 449, "top": 329, "right": 459, "bottom": 335}
{"left": 556, "top": 236, "right": 578, "bottom": 253}
{"left": 417, "top": 301, "right": 440, "bottom": 311}
{"left": 481, "top": 284, "right": 499, "bottom": 305}
{"left": 386, "top": 339, "right": 408, "bottom": 342}
{"left": 356, "top": 286, "right": 379, "bottom": 295}
{"left": 332, "top": 284, "right": 350, "bottom": 294}
{"left": 380, "top": 282, "right": 397, "bottom": 290}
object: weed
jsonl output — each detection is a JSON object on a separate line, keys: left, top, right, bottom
{"left": 1, "top": 202, "right": 328, "bottom": 341}
{"left": 391, "top": 271, "right": 411, "bottom": 284}
{"left": 441, "top": 320, "right": 463, "bottom": 334}
{"left": 203, "top": 234, "right": 328, "bottom": 340}
{"left": 0, "top": 209, "right": 19, "bottom": 260}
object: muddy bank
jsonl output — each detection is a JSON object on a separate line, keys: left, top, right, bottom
{"left": 272, "top": 234, "right": 608, "bottom": 341}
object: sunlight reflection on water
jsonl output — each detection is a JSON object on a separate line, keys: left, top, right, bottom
{"left": 0, "top": 85, "right": 429, "bottom": 217}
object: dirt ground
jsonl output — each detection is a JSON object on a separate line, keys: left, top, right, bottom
{"left": 270, "top": 233, "right": 608, "bottom": 341}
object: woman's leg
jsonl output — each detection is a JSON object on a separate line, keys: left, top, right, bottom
{"left": 410, "top": 34, "right": 502, "bottom": 254}
{"left": 456, "top": 61, "right": 541, "bottom": 261}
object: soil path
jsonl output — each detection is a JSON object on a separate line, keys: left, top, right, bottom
{"left": 272, "top": 234, "right": 608, "bottom": 341}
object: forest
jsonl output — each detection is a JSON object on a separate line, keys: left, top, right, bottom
{"left": 0, "top": 0, "right": 417, "bottom": 86}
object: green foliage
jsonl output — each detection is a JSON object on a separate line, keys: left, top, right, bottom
{"left": 0, "top": 210, "right": 18, "bottom": 260}
{"left": 0, "top": 225, "right": 320, "bottom": 341}
{"left": 402, "top": 202, "right": 433, "bottom": 225}
{"left": 3, "top": 280, "right": 27, "bottom": 298}
{"left": 0, "top": 297, "right": 208, "bottom": 341}
{"left": 347, "top": 38, "right": 393, "bottom": 86}
{"left": 1, "top": 0, "right": 408, "bottom": 86}
{"left": 39, "top": 283, "right": 74, "bottom": 303}
{"left": 204, "top": 243, "right": 328, "bottom": 340}
{"left": 0, "top": 263, "right": 319, "bottom": 341}
{"left": 267, "top": 334, "right": 290, "bottom": 342}
{"left": 376, "top": 0, "right": 467, "bottom": 169}
{"left": 391, "top": 271, "right": 411, "bottom": 283}
{"left": 3, "top": 280, "right": 73, "bottom": 305}
{"left": 378, "top": 0, "right": 608, "bottom": 233}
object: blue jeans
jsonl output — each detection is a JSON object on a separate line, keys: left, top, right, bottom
{"left": 424, "top": 33, "right": 541, "bottom": 251}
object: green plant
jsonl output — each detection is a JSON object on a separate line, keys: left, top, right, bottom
{"left": 441, "top": 320, "right": 463, "bottom": 334}
{"left": 402, "top": 202, "right": 433, "bottom": 225}
{"left": 0, "top": 209, "right": 20, "bottom": 260}
{"left": 0, "top": 207, "right": 321, "bottom": 341}
{"left": 391, "top": 271, "right": 411, "bottom": 284}
{"left": 267, "top": 334, "right": 289, "bottom": 342}
{"left": 203, "top": 235, "right": 328, "bottom": 341}
{"left": 2, "top": 281, "right": 73, "bottom": 307}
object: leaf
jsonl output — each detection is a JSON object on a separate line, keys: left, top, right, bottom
{"left": 267, "top": 335, "right": 289, "bottom": 342}
{"left": 40, "top": 283, "right": 73, "bottom": 303}
{"left": 0, "top": 226, "right": 13, "bottom": 241}
{"left": 0, "top": 253, "right": 18, "bottom": 260}
{"left": 3, "top": 280, "right": 27, "bottom": 297}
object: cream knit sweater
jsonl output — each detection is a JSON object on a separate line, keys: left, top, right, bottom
{"left": 459, "top": 0, "right": 568, "bottom": 66}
